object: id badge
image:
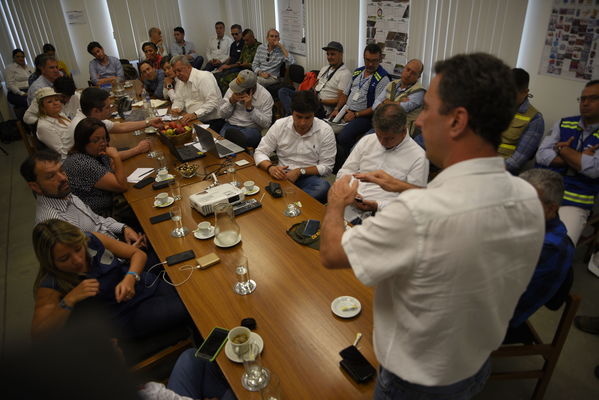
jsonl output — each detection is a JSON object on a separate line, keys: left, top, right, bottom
{"left": 352, "top": 91, "right": 361, "bottom": 101}
{"left": 314, "top": 81, "right": 324, "bottom": 92}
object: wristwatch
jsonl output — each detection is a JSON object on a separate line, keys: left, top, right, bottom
{"left": 166, "top": 83, "right": 173, "bottom": 90}
{"left": 127, "top": 271, "right": 141, "bottom": 282}
{"left": 144, "top": 118, "right": 151, "bottom": 127}
{"left": 59, "top": 298, "right": 73, "bottom": 311}
{"left": 300, "top": 168, "right": 307, "bottom": 175}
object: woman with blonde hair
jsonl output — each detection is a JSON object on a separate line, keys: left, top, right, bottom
{"left": 31, "top": 219, "right": 191, "bottom": 340}
{"left": 35, "top": 87, "right": 72, "bottom": 159}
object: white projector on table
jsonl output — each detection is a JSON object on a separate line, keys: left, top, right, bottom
{"left": 189, "top": 183, "right": 245, "bottom": 216}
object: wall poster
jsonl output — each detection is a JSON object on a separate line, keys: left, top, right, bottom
{"left": 539, "top": 0, "right": 599, "bottom": 81}
{"left": 366, "top": 0, "right": 410, "bottom": 77}
{"left": 277, "top": 0, "right": 306, "bottom": 56}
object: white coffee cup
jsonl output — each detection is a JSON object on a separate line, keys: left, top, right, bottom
{"left": 228, "top": 326, "right": 251, "bottom": 356}
{"left": 243, "top": 180, "right": 255, "bottom": 192}
{"left": 196, "top": 221, "right": 212, "bottom": 234}
{"left": 157, "top": 169, "right": 169, "bottom": 181}
{"left": 155, "top": 192, "right": 169, "bottom": 205}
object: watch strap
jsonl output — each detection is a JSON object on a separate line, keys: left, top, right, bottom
{"left": 59, "top": 298, "right": 73, "bottom": 311}
{"left": 127, "top": 271, "right": 141, "bottom": 282}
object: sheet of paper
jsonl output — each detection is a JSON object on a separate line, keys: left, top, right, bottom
{"left": 156, "top": 108, "right": 168, "bottom": 116}
{"left": 127, "top": 168, "right": 154, "bottom": 183}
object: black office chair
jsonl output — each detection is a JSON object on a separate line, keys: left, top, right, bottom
{"left": 288, "top": 64, "right": 305, "bottom": 85}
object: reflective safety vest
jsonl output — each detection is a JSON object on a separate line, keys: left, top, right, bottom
{"left": 498, "top": 103, "right": 539, "bottom": 158}
{"left": 551, "top": 116, "right": 599, "bottom": 210}
{"left": 351, "top": 65, "right": 389, "bottom": 108}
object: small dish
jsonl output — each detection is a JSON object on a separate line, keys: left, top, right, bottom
{"left": 154, "top": 196, "right": 174, "bottom": 208}
{"left": 243, "top": 186, "right": 260, "bottom": 196}
{"left": 144, "top": 127, "right": 157, "bottom": 134}
{"left": 155, "top": 173, "right": 174, "bottom": 182}
{"left": 224, "top": 332, "right": 264, "bottom": 363}
{"left": 331, "top": 296, "right": 361, "bottom": 318}
{"left": 194, "top": 226, "right": 215, "bottom": 239}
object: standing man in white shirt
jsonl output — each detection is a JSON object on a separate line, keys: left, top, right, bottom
{"left": 219, "top": 70, "right": 273, "bottom": 149}
{"left": 279, "top": 41, "right": 352, "bottom": 117}
{"left": 337, "top": 103, "right": 428, "bottom": 224}
{"left": 204, "top": 21, "right": 233, "bottom": 72}
{"left": 170, "top": 55, "right": 224, "bottom": 131}
{"left": 254, "top": 90, "right": 336, "bottom": 203}
{"left": 321, "top": 53, "right": 545, "bottom": 399}
{"left": 4, "top": 48, "right": 35, "bottom": 109}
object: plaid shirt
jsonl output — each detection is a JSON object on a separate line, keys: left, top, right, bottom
{"left": 505, "top": 99, "right": 545, "bottom": 174}
{"left": 509, "top": 217, "right": 574, "bottom": 327}
{"left": 35, "top": 193, "right": 124, "bottom": 238}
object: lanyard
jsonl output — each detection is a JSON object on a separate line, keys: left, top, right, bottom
{"left": 358, "top": 71, "right": 371, "bottom": 90}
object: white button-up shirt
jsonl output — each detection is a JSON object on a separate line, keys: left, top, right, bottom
{"left": 172, "top": 68, "right": 221, "bottom": 122}
{"left": 254, "top": 116, "right": 336, "bottom": 176}
{"left": 4, "top": 62, "right": 34, "bottom": 95}
{"left": 206, "top": 35, "right": 233, "bottom": 63}
{"left": 337, "top": 133, "right": 428, "bottom": 219}
{"left": 342, "top": 157, "right": 544, "bottom": 386}
{"left": 36, "top": 113, "right": 73, "bottom": 159}
{"left": 220, "top": 83, "right": 273, "bottom": 130}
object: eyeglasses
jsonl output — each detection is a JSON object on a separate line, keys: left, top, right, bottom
{"left": 527, "top": 93, "right": 534, "bottom": 99}
{"left": 577, "top": 95, "right": 599, "bottom": 103}
{"left": 232, "top": 32, "right": 241, "bottom": 36}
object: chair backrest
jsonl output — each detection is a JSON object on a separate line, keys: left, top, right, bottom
{"left": 289, "top": 64, "right": 305, "bottom": 84}
{"left": 490, "top": 293, "right": 581, "bottom": 400}
{"left": 16, "top": 121, "right": 37, "bottom": 156}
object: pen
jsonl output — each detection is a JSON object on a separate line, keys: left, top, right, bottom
{"left": 138, "top": 168, "right": 155, "bottom": 178}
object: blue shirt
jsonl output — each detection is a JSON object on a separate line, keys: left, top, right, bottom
{"left": 89, "top": 56, "right": 124, "bottom": 85}
{"left": 505, "top": 98, "right": 545, "bottom": 175}
{"left": 252, "top": 44, "right": 294, "bottom": 77}
{"left": 27, "top": 75, "right": 53, "bottom": 105}
{"left": 143, "top": 69, "right": 165, "bottom": 99}
{"left": 171, "top": 40, "right": 199, "bottom": 60}
{"left": 510, "top": 217, "right": 574, "bottom": 327}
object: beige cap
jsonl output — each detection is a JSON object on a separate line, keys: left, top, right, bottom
{"left": 229, "top": 70, "right": 257, "bottom": 93}
{"left": 35, "top": 87, "right": 59, "bottom": 103}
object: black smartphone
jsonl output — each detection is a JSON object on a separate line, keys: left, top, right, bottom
{"left": 134, "top": 176, "right": 154, "bottom": 189}
{"left": 152, "top": 179, "right": 174, "bottom": 190}
{"left": 149, "top": 212, "right": 171, "bottom": 224}
{"left": 302, "top": 219, "right": 320, "bottom": 236}
{"left": 339, "top": 345, "right": 376, "bottom": 383}
{"left": 166, "top": 250, "right": 195, "bottom": 266}
{"left": 195, "top": 327, "right": 229, "bottom": 361}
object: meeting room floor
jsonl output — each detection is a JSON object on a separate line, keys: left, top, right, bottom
{"left": 0, "top": 139, "right": 597, "bottom": 399}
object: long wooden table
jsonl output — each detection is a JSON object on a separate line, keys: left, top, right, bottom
{"left": 116, "top": 129, "right": 377, "bottom": 399}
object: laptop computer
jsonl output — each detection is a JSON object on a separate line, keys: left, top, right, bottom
{"left": 162, "top": 136, "right": 205, "bottom": 162}
{"left": 195, "top": 125, "right": 244, "bottom": 158}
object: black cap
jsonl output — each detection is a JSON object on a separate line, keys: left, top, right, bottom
{"left": 322, "top": 41, "right": 343, "bottom": 53}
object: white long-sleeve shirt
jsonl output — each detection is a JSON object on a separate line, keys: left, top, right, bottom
{"left": 219, "top": 84, "right": 273, "bottom": 130}
{"left": 23, "top": 92, "right": 80, "bottom": 125}
{"left": 172, "top": 68, "right": 221, "bottom": 121}
{"left": 4, "top": 62, "right": 34, "bottom": 95}
{"left": 36, "top": 113, "right": 72, "bottom": 159}
{"left": 206, "top": 35, "right": 233, "bottom": 63}
{"left": 254, "top": 116, "right": 336, "bottom": 176}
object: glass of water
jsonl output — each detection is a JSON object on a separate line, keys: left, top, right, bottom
{"left": 170, "top": 205, "right": 188, "bottom": 237}
{"left": 241, "top": 342, "right": 270, "bottom": 391}
{"left": 155, "top": 151, "right": 167, "bottom": 173}
{"left": 146, "top": 133, "right": 158, "bottom": 158}
{"left": 225, "top": 160, "right": 238, "bottom": 188}
{"left": 234, "top": 255, "right": 256, "bottom": 295}
{"left": 260, "top": 373, "right": 281, "bottom": 400}
{"left": 283, "top": 187, "right": 301, "bottom": 217}
{"left": 169, "top": 179, "right": 181, "bottom": 201}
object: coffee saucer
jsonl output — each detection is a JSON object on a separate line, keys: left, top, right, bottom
{"left": 155, "top": 174, "right": 174, "bottom": 182}
{"left": 154, "top": 197, "right": 174, "bottom": 208}
{"left": 194, "top": 226, "right": 215, "bottom": 239}
{"left": 224, "top": 332, "right": 264, "bottom": 363}
{"left": 331, "top": 296, "right": 361, "bottom": 318}
{"left": 243, "top": 186, "right": 260, "bottom": 196}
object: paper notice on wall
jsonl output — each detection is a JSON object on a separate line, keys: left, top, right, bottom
{"left": 277, "top": 0, "right": 306, "bottom": 56}
{"left": 66, "top": 10, "right": 87, "bottom": 25}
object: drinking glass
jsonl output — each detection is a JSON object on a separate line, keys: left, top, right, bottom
{"left": 234, "top": 255, "right": 256, "bottom": 295}
{"left": 146, "top": 134, "right": 158, "bottom": 158}
{"left": 170, "top": 205, "right": 189, "bottom": 237}
{"left": 225, "top": 160, "right": 238, "bottom": 188}
{"left": 260, "top": 373, "right": 282, "bottom": 400}
{"left": 241, "top": 342, "right": 270, "bottom": 391}
{"left": 155, "top": 151, "right": 167, "bottom": 173}
{"left": 283, "top": 187, "right": 301, "bottom": 217}
{"left": 169, "top": 179, "right": 181, "bottom": 201}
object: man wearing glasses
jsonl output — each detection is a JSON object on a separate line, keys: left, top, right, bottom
{"left": 498, "top": 68, "right": 545, "bottom": 175}
{"left": 214, "top": 24, "right": 245, "bottom": 76}
{"left": 204, "top": 21, "right": 233, "bottom": 72}
{"left": 536, "top": 80, "right": 599, "bottom": 275}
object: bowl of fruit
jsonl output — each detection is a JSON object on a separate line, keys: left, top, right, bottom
{"left": 159, "top": 121, "right": 193, "bottom": 146}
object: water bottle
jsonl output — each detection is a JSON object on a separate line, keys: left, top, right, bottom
{"left": 142, "top": 89, "right": 153, "bottom": 118}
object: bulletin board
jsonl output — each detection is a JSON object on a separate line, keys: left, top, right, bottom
{"left": 366, "top": 0, "right": 411, "bottom": 77}
{"left": 539, "top": 0, "right": 599, "bottom": 81}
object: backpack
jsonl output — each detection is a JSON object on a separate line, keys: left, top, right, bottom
{"left": 298, "top": 71, "right": 318, "bottom": 91}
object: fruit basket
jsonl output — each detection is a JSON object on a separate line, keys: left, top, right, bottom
{"left": 158, "top": 121, "right": 193, "bottom": 146}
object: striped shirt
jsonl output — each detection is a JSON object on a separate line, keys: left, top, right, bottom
{"left": 35, "top": 193, "right": 124, "bottom": 237}
{"left": 252, "top": 44, "right": 295, "bottom": 78}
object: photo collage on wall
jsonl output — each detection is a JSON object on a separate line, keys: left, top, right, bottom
{"left": 366, "top": 0, "right": 410, "bottom": 78}
{"left": 539, "top": 0, "right": 599, "bottom": 81}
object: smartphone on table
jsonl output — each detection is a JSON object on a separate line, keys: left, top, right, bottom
{"left": 195, "top": 327, "right": 229, "bottom": 361}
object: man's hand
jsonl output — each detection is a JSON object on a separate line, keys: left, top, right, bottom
{"left": 555, "top": 136, "right": 575, "bottom": 152}
{"left": 229, "top": 92, "right": 242, "bottom": 104}
{"left": 149, "top": 117, "right": 162, "bottom": 128}
{"left": 180, "top": 113, "right": 196, "bottom": 124}
{"left": 63, "top": 279, "right": 100, "bottom": 306}
{"left": 354, "top": 170, "right": 407, "bottom": 193}
{"left": 170, "top": 108, "right": 182, "bottom": 115}
{"left": 343, "top": 110, "right": 356, "bottom": 122}
{"left": 240, "top": 93, "right": 253, "bottom": 109}
{"left": 133, "top": 140, "right": 151, "bottom": 155}
{"left": 583, "top": 143, "right": 599, "bottom": 156}
{"left": 354, "top": 195, "right": 378, "bottom": 212}
{"left": 115, "top": 275, "right": 136, "bottom": 303}
{"left": 285, "top": 168, "right": 301, "bottom": 183}
{"left": 328, "top": 175, "right": 359, "bottom": 208}
{"left": 259, "top": 72, "right": 271, "bottom": 78}
{"left": 268, "top": 165, "right": 288, "bottom": 180}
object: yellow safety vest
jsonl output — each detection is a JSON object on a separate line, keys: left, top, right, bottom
{"left": 498, "top": 104, "right": 539, "bottom": 158}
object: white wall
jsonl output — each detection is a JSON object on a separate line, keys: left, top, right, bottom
{"left": 518, "top": 0, "right": 585, "bottom": 131}
{"left": 178, "top": 0, "right": 229, "bottom": 61}
{"left": 60, "top": 0, "right": 119, "bottom": 88}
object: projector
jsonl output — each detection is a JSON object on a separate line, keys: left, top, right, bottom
{"left": 189, "top": 183, "right": 245, "bottom": 216}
